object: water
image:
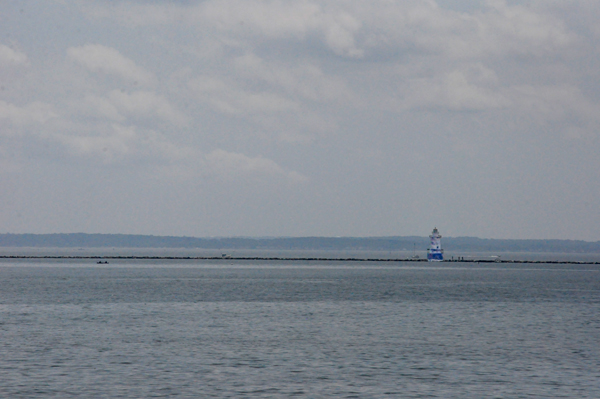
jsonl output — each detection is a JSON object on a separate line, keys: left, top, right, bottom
{"left": 1, "top": 255, "right": 599, "bottom": 397}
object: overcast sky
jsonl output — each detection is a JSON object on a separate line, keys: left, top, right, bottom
{"left": 1, "top": 0, "right": 599, "bottom": 239}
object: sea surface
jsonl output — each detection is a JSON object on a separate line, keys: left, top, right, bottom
{"left": 0, "top": 250, "right": 599, "bottom": 398}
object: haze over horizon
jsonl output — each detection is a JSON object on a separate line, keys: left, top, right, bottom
{"left": 2, "top": 1, "right": 599, "bottom": 240}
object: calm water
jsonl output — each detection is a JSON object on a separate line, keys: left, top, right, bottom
{"left": 0, "top": 255, "right": 599, "bottom": 398}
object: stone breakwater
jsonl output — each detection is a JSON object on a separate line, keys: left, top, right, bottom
{"left": 1, "top": 256, "right": 599, "bottom": 264}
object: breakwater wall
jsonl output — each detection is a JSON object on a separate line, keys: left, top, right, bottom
{"left": 1, "top": 256, "right": 599, "bottom": 265}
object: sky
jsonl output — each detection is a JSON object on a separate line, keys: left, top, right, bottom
{"left": 1, "top": 0, "right": 599, "bottom": 240}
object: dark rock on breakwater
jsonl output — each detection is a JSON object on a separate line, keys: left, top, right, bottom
{"left": 1, "top": 255, "right": 599, "bottom": 264}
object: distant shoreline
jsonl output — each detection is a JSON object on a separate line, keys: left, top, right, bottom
{"left": 1, "top": 233, "right": 600, "bottom": 253}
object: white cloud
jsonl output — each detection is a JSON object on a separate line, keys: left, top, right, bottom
{"left": 55, "top": 123, "right": 136, "bottom": 159}
{"left": 80, "top": 2, "right": 189, "bottom": 27}
{"left": 233, "top": 53, "right": 352, "bottom": 103}
{"left": 201, "top": 0, "right": 320, "bottom": 37}
{"left": 107, "top": 90, "right": 188, "bottom": 127}
{"left": 205, "top": 149, "right": 307, "bottom": 182}
{"left": 52, "top": 123, "right": 194, "bottom": 164}
{"left": 190, "top": 75, "right": 299, "bottom": 115}
{"left": 79, "top": 94, "right": 124, "bottom": 122}
{"left": 0, "top": 44, "right": 28, "bottom": 66}
{"left": 308, "top": 0, "right": 576, "bottom": 61}
{"left": 202, "top": 0, "right": 364, "bottom": 57}
{"left": 0, "top": 101, "right": 58, "bottom": 127}
{"left": 79, "top": 1, "right": 576, "bottom": 61}
{"left": 14, "top": 111, "right": 310, "bottom": 183}
{"left": 67, "top": 44, "right": 154, "bottom": 85}
{"left": 403, "top": 65, "right": 510, "bottom": 111}
{"left": 188, "top": 72, "right": 337, "bottom": 141}
{"left": 82, "top": 1, "right": 364, "bottom": 58}
{"left": 75, "top": 90, "right": 188, "bottom": 127}
{"left": 508, "top": 84, "right": 600, "bottom": 128}
{"left": 323, "top": 12, "right": 363, "bottom": 57}
{"left": 470, "top": 0, "right": 575, "bottom": 57}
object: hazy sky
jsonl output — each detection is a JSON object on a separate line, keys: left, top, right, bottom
{"left": 1, "top": 0, "right": 599, "bottom": 239}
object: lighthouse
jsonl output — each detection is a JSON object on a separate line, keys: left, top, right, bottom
{"left": 427, "top": 227, "right": 444, "bottom": 262}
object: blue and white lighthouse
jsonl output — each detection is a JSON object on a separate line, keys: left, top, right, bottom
{"left": 427, "top": 227, "right": 444, "bottom": 262}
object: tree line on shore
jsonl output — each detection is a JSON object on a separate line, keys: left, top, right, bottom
{"left": 1, "top": 233, "right": 599, "bottom": 253}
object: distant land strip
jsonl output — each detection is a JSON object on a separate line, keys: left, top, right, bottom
{"left": 1, "top": 256, "right": 599, "bottom": 265}
{"left": 2, "top": 233, "right": 600, "bottom": 253}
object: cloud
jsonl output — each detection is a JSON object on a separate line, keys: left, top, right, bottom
{"left": 203, "top": 1, "right": 364, "bottom": 57}
{"left": 205, "top": 149, "right": 307, "bottom": 182}
{"left": 402, "top": 64, "right": 510, "bottom": 111}
{"left": 52, "top": 126, "right": 307, "bottom": 183}
{"left": 323, "top": 12, "right": 363, "bottom": 57}
{"left": 508, "top": 84, "right": 600, "bottom": 129}
{"left": 468, "top": 0, "right": 575, "bottom": 57}
{"left": 79, "top": 1, "right": 576, "bottom": 62}
{"left": 0, "top": 101, "right": 58, "bottom": 128}
{"left": 55, "top": 123, "right": 136, "bottom": 159}
{"left": 190, "top": 75, "right": 299, "bottom": 115}
{"left": 67, "top": 44, "right": 154, "bottom": 85}
{"left": 52, "top": 123, "right": 195, "bottom": 165}
{"left": 79, "top": 95, "right": 124, "bottom": 122}
{"left": 107, "top": 90, "right": 189, "bottom": 126}
{"left": 80, "top": 2, "right": 190, "bottom": 27}
{"left": 76, "top": 90, "right": 188, "bottom": 127}
{"left": 0, "top": 44, "right": 28, "bottom": 66}
{"left": 188, "top": 71, "right": 337, "bottom": 141}
{"left": 233, "top": 53, "right": 352, "bottom": 103}
{"left": 81, "top": 0, "right": 365, "bottom": 58}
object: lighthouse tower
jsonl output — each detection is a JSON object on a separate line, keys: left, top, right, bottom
{"left": 427, "top": 227, "right": 444, "bottom": 262}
